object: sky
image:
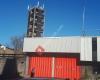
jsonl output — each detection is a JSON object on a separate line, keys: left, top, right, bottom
{"left": 0, "top": 0, "right": 100, "bottom": 45}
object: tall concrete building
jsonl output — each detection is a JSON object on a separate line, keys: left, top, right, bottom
{"left": 27, "top": 4, "right": 44, "bottom": 37}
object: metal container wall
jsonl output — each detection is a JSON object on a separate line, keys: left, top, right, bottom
{"left": 28, "top": 57, "right": 52, "bottom": 77}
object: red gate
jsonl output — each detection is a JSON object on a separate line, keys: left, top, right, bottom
{"left": 28, "top": 57, "right": 52, "bottom": 77}
{"left": 54, "top": 57, "right": 80, "bottom": 79}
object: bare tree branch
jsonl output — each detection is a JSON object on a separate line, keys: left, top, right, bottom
{"left": 10, "top": 35, "right": 24, "bottom": 54}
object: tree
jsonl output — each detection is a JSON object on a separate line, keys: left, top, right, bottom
{"left": 10, "top": 35, "right": 24, "bottom": 54}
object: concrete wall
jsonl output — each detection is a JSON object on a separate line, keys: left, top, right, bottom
{"left": 0, "top": 47, "right": 14, "bottom": 54}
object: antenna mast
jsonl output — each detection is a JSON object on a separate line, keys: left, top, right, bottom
{"left": 37, "top": 1, "right": 40, "bottom": 7}
{"left": 82, "top": 6, "right": 86, "bottom": 36}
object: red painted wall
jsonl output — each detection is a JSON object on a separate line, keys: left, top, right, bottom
{"left": 28, "top": 56, "right": 80, "bottom": 79}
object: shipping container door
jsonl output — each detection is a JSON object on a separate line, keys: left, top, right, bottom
{"left": 54, "top": 57, "right": 80, "bottom": 80}
{"left": 28, "top": 57, "right": 52, "bottom": 77}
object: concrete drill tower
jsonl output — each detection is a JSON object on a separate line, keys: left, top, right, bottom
{"left": 27, "top": 2, "right": 44, "bottom": 37}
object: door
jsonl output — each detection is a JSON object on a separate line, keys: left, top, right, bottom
{"left": 54, "top": 57, "right": 80, "bottom": 79}
{"left": 28, "top": 56, "right": 80, "bottom": 79}
{"left": 28, "top": 57, "right": 52, "bottom": 77}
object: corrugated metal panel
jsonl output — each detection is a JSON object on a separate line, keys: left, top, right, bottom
{"left": 81, "top": 37, "right": 92, "bottom": 61}
{"left": 23, "top": 37, "right": 81, "bottom": 53}
{"left": 28, "top": 57, "right": 52, "bottom": 77}
{"left": 28, "top": 56, "right": 80, "bottom": 79}
{"left": 97, "top": 37, "right": 100, "bottom": 61}
{"left": 54, "top": 57, "right": 80, "bottom": 79}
